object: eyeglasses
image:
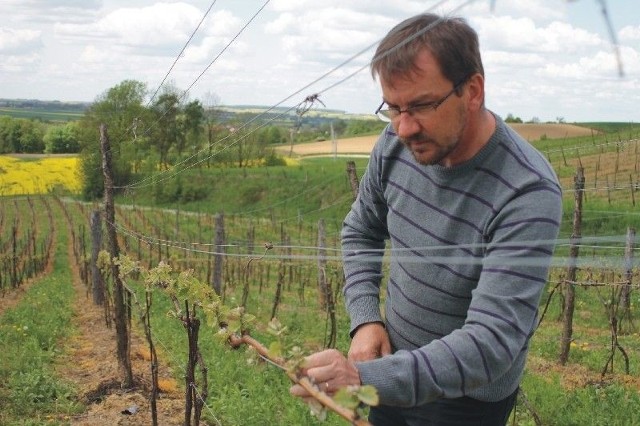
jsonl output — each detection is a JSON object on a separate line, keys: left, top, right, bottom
{"left": 374, "top": 79, "right": 468, "bottom": 123}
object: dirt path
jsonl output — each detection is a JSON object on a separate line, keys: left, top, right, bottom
{"left": 0, "top": 283, "right": 36, "bottom": 314}
{"left": 56, "top": 225, "right": 189, "bottom": 425}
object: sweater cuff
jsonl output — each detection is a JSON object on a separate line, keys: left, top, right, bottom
{"left": 348, "top": 295, "right": 384, "bottom": 336}
{"left": 355, "top": 351, "right": 416, "bottom": 407}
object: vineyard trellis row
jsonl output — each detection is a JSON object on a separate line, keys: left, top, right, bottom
{"left": 62, "top": 147, "right": 638, "bottom": 425}
{"left": 80, "top": 174, "right": 634, "bottom": 422}
{"left": 87, "top": 123, "right": 353, "bottom": 425}
{"left": 552, "top": 165, "right": 636, "bottom": 378}
{"left": 4, "top": 133, "right": 639, "bottom": 423}
{"left": 0, "top": 196, "right": 636, "bottom": 424}
{"left": 0, "top": 195, "right": 54, "bottom": 293}
{"left": 549, "top": 137, "right": 640, "bottom": 206}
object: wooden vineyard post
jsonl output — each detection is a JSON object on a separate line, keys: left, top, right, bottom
{"left": 559, "top": 166, "right": 584, "bottom": 365}
{"left": 11, "top": 223, "right": 17, "bottom": 288}
{"left": 100, "top": 123, "right": 134, "bottom": 387}
{"left": 346, "top": 161, "right": 360, "bottom": 201}
{"left": 620, "top": 227, "right": 636, "bottom": 333}
{"left": 560, "top": 147, "right": 567, "bottom": 167}
{"left": 317, "top": 219, "right": 328, "bottom": 309}
{"left": 317, "top": 218, "right": 337, "bottom": 348}
{"left": 90, "top": 210, "right": 105, "bottom": 306}
{"left": 211, "top": 212, "right": 225, "bottom": 296}
{"left": 271, "top": 261, "right": 285, "bottom": 320}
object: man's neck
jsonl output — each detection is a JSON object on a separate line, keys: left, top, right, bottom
{"left": 443, "top": 108, "right": 496, "bottom": 167}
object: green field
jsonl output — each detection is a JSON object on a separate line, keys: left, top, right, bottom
{"left": 1, "top": 125, "right": 640, "bottom": 425}
{"left": 0, "top": 107, "right": 84, "bottom": 122}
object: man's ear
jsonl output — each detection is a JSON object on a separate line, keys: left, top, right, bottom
{"left": 465, "top": 73, "right": 485, "bottom": 111}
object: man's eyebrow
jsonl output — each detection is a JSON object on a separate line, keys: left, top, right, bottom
{"left": 383, "top": 94, "right": 438, "bottom": 108}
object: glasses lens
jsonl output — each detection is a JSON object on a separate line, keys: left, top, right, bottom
{"left": 410, "top": 104, "right": 436, "bottom": 120}
{"left": 376, "top": 109, "right": 392, "bottom": 122}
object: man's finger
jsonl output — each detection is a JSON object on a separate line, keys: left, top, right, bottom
{"left": 290, "top": 384, "right": 309, "bottom": 397}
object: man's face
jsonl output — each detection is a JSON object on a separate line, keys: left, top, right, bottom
{"left": 379, "top": 50, "right": 468, "bottom": 167}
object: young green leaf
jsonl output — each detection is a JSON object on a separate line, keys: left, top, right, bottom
{"left": 356, "top": 385, "right": 379, "bottom": 407}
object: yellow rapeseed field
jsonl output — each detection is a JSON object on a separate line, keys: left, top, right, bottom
{"left": 0, "top": 155, "right": 81, "bottom": 196}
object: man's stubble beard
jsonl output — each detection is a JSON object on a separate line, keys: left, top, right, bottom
{"left": 400, "top": 106, "right": 467, "bottom": 166}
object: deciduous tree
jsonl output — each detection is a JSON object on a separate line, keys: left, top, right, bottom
{"left": 77, "top": 79, "right": 148, "bottom": 199}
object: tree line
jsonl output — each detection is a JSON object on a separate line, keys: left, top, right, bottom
{"left": 0, "top": 117, "right": 80, "bottom": 154}
{"left": 0, "top": 79, "right": 385, "bottom": 201}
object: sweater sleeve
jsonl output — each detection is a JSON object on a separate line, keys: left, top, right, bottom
{"left": 341, "top": 133, "right": 390, "bottom": 335}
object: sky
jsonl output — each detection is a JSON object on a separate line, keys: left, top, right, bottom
{"left": 0, "top": 0, "right": 638, "bottom": 123}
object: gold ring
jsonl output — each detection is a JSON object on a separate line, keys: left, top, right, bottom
{"left": 325, "top": 382, "right": 329, "bottom": 391}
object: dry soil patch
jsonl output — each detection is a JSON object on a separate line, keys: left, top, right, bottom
{"left": 56, "top": 232, "right": 189, "bottom": 426}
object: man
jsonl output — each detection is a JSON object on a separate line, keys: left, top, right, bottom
{"left": 291, "top": 13, "right": 562, "bottom": 425}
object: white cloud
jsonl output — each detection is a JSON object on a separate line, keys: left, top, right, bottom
{"left": 540, "top": 50, "right": 624, "bottom": 80}
{"left": 78, "top": 44, "right": 113, "bottom": 66}
{"left": 619, "top": 25, "right": 640, "bottom": 43}
{"left": 0, "top": 0, "right": 637, "bottom": 122}
{"left": 264, "top": 12, "right": 296, "bottom": 34}
{"left": 14, "top": 0, "right": 101, "bottom": 8}
{"left": 0, "top": 53, "right": 41, "bottom": 73}
{"left": 485, "top": 0, "right": 566, "bottom": 21}
{"left": 54, "top": 3, "right": 206, "bottom": 54}
{"left": 264, "top": 7, "right": 392, "bottom": 69}
{"left": 0, "top": 28, "right": 42, "bottom": 54}
{"left": 0, "top": 0, "right": 101, "bottom": 24}
{"left": 483, "top": 50, "right": 546, "bottom": 68}
{"left": 269, "top": 0, "right": 424, "bottom": 15}
{"left": 474, "top": 15, "right": 604, "bottom": 54}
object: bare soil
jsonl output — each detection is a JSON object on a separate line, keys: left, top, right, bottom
{"left": 0, "top": 230, "right": 188, "bottom": 425}
{"left": 57, "top": 238, "right": 188, "bottom": 426}
{"left": 281, "top": 123, "right": 598, "bottom": 157}
{"left": 528, "top": 355, "right": 639, "bottom": 388}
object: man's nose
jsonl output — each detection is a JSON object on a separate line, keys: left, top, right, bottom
{"left": 394, "top": 112, "right": 421, "bottom": 139}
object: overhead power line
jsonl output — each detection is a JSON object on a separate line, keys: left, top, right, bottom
{"left": 147, "top": 0, "right": 220, "bottom": 106}
{"left": 131, "top": 0, "right": 272, "bottom": 148}
{"left": 118, "top": 0, "right": 469, "bottom": 192}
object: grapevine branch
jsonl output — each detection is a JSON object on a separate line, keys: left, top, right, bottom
{"left": 227, "top": 333, "right": 372, "bottom": 426}
{"left": 112, "top": 256, "right": 378, "bottom": 424}
{"left": 241, "top": 242, "right": 273, "bottom": 307}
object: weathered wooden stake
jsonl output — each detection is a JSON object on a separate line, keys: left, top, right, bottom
{"left": 317, "top": 219, "right": 328, "bottom": 309}
{"left": 211, "top": 212, "right": 225, "bottom": 296}
{"left": 99, "top": 123, "right": 134, "bottom": 387}
{"left": 346, "top": 161, "right": 360, "bottom": 201}
{"left": 620, "top": 227, "right": 636, "bottom": 334}
{"left": 559, "top": 166, "right": 584, "bottom": 365}
{"left": 90, "top": 210, "right": 105, "bottom": 305}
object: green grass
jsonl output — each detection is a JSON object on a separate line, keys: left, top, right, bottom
{"left": 0, "top": 107, "right": 84, "bottom": 122}
{"left": 108, "top": 138, "right": 640, "bottom": 425}
{"left": 118, "top": 157, "right": 369, "bottom": 227}
{"left": 519, "top": 372, "right": 640, "bottom": 426}
{"left": 582, "top": 122, "right": 640, "bottom": 135}
{"left": 0, "top": 209, "right": 83, "bottom": 424}
{"left": 125, "top": 268, "right": 352, "bottom": 426}
{"left": 2, "top": 122, "right": 640, "bottom": 424}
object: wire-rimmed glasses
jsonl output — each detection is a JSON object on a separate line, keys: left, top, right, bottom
{"left": 374, "top": 78, "right": 468, "bottom": 123}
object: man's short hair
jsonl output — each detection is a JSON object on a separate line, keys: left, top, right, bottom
{"left": 371, "top": 13, "right": 484, "bottom": 86}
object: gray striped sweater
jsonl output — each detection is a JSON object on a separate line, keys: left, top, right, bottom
{"left": 341, "top": 114, "right": 562, "bottom": 407}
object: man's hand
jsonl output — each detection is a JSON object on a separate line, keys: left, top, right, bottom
{"left": 289, "top": 349, "right": 361, "bottom": 397}
{"left": 348, "top": 322, "right": 391, "bottom": 362}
